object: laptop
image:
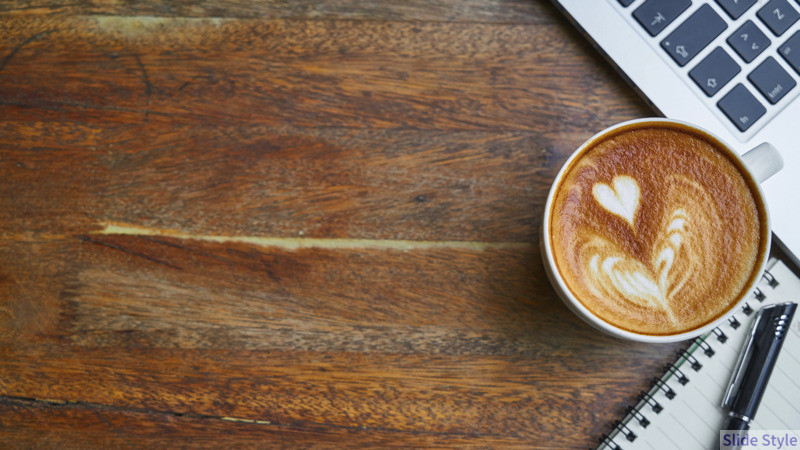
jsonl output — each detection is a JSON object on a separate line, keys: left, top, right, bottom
{"left": 552, "top": 0, "right": 800, "bottom": 268}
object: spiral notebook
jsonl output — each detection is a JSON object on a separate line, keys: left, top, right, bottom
{"left": 598, "top": 258, "right": 800, "bottom": 450}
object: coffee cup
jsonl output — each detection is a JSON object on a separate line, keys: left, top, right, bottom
{"left": 541, "top": 118, "right": 783, "bottom": 343}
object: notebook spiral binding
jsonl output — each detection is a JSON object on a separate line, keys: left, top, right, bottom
{"left": 637, "top": 390, "right": 662, "bottom": 414}
{"left": 625, "top": 406, "right": 649, "bottom": 428}
{"left": 596, "top": 267, "right": 779, "bottom": 450}
{"left": 662, "top": 363, "right": 689, "bottom": 385}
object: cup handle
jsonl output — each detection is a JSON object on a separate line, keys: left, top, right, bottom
{"left": 742, "top": 142, "right": 783, "bottom": 184}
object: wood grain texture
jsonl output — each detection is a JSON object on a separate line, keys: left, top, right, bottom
{"left": 0, "top": 0, "right": 676, "bottom": 447}
{"left": 1, "top": 0, "right": 547, "bottom": 23}
{"left": 0, "top": 396, "right": 535, "bottom": 448}
{"left": 0, "top": 11, "right": 644, "bottom": 241}
{"left": 0, "top": 236, "right": 678, "bottom": 446}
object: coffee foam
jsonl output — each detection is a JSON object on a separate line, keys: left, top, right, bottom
{"left": 549, "top": 123, "right": 768, "bottom": 336}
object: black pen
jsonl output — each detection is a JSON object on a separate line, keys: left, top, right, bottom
{"left": 719, "top": 302, "right": 797, "bottom": 449}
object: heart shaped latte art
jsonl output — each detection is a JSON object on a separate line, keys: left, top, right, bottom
{"left": 586, "top": 209, "right": 691, "bottom": 324}
{"left": 592, "top": 175, "right": 640, "bottom": 226}
{"left": 580, "top": 175, "right": 718, "bottom": 327}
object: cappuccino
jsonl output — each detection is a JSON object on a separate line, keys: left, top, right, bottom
{"left": 548, "top": 122, "right": 769, "bottom": 336}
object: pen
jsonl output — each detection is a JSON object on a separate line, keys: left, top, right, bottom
{"left": 719, "top": 302, "right": 797, "bottom": 449}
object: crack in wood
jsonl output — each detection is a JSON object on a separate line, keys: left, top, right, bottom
{"left": 0, "top": 395, "right": 272, "bottom": 425}
{"left": 0, "top": 31, "right": 52, "bottom": 75}
{"left": 93, "top": 221, "right": 532, "bottom": 251}
{"left": 132, "top": 53, "right": 153, "bottom": 119}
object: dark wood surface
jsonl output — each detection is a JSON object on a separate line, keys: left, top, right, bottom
{"left": 0, "top": 1, "right": 701, "bottom": 447}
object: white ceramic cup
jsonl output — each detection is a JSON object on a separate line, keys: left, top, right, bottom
{"left": 541, "top": 118, "right": 783, "bottom": 343}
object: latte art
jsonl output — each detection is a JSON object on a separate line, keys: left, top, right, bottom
{"left": 549, "top": 123, "right": 768, "bottom": 336}
{"left": 592, "top": 175, "right": 640, "bottom": 227}
{"left": 584, "top": 177, "right": 715, "bottom": 327}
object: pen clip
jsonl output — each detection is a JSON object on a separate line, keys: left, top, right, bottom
{"left": 721, "top": 308, "right": 765, "bottom": 409}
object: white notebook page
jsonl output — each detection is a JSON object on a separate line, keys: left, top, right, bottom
{"left": 599, "top": 259, "right": 800, "bottom": 450}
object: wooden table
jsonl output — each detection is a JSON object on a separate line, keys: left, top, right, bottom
{"left": 0, "top": 1, "right": 707, "bottom": 447}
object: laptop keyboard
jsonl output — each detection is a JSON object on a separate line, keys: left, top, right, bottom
{"left": 616, "top": 0, "right": 800, "bottom": 134}
{"left": 632, "top": 0, "right": 691, "bottom": 36}
{"left": 660, "top": 5, "right": 728, "bottom": 67}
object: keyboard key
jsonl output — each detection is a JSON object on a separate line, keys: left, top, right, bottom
{"left": 689, "top": 47, "right": 741, "bottom": 96}
{"left": 727, "top": 20, "right": 771, "bottom": 63}
{"left": 757, "top": 0, "right": 800, "bottom": 36}
{"left": 661, "top": 5, "right": 728, "bottom": 66}
{"left": 779, "top": 30, "right": 800, "bottom": 73}
{"left": 633, "top": 0, "right": 692, "bottom": 37}
{"left": 717, "top": 84, "right": 766, "bottom": 131}
{"left": 748, "top": 56, "right": 797, "bottom": 103}
{"left": 618, "top": 0, "right": 636, "bottom": 6}
{"left": 716, "top": 0, "right": 758, "bottom": 20}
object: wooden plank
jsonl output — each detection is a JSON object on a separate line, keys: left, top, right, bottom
{"left": 0, "top": 13, "right": 648, "bottom": 241}
{"left": 0, "top": 397, "right": 530, "bottom": 447}
{"left": 0, "top": 124, "right": 567, "bottom": 240}
{"left": 1, "top": 0, "right": 549, "bottom": 24}
{"left": 0, "top": 235, "right": 661, "bottom": 354}
{"left": 0, "top": 236, "right": 680, "bottom": 444}
{"left": 0, "top": 16, "right": 647, "bottom": 131}
{"left": 0, "top": 343, "right": 666, "bottom": 444}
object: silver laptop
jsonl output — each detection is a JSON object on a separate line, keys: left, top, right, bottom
{"left": 553, "top": 0, "right": 800, "bottom": 267}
